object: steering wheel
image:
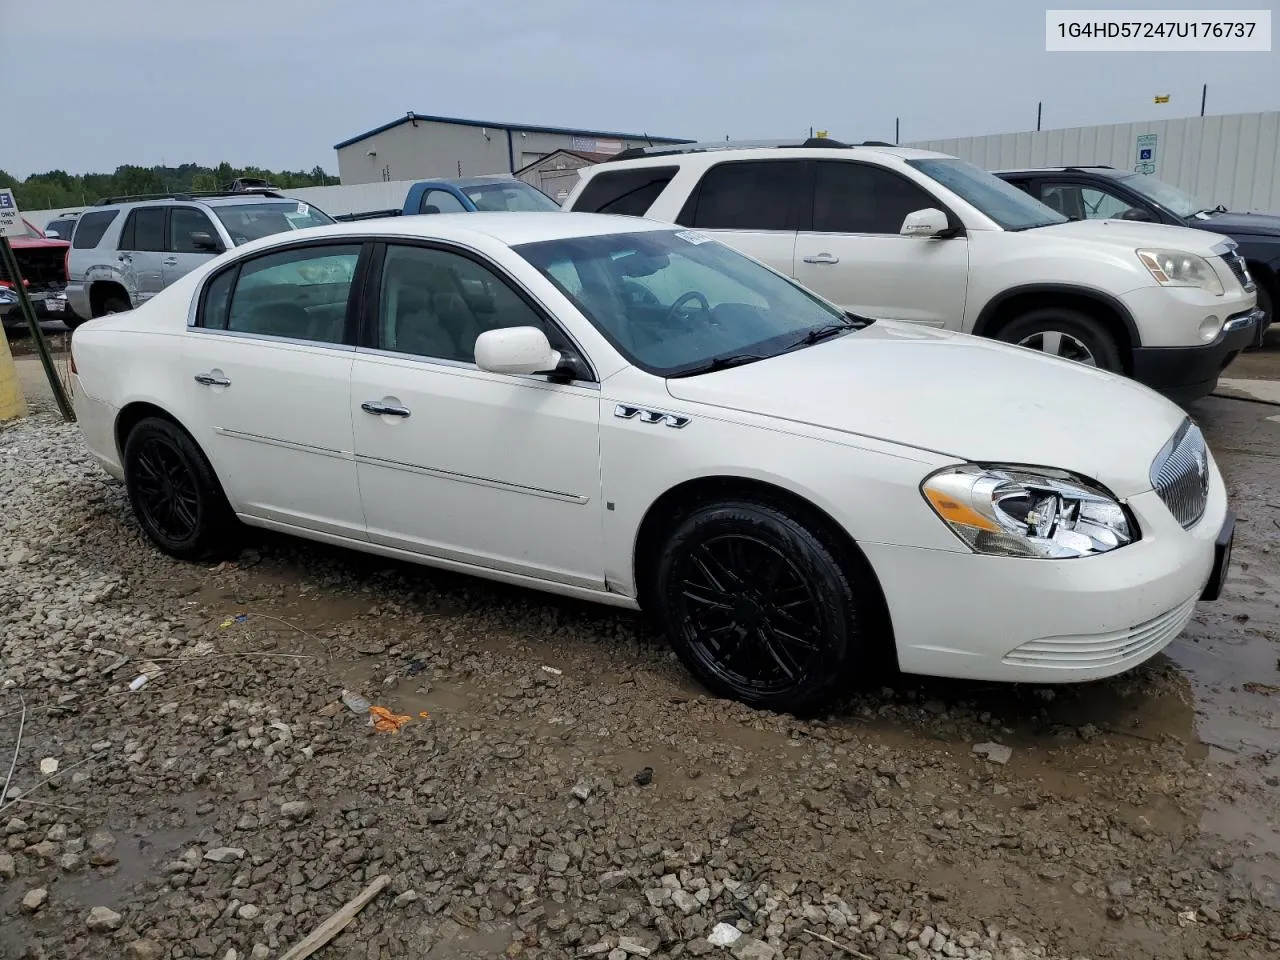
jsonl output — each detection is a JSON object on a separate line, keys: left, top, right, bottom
{"left": 664, "top": 291, "right": 712, "bottom": 326}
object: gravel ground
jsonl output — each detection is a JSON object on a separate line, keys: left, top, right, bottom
{"left": 1, "top": 383, "right": 1279, "bottom": 960}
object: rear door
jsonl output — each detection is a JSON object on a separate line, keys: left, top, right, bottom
{"left": 116, "top": 207, "right": 168, "bottom": 303}
{"left": 672, "top": 159, "right": 804, "bottom": 278}
{"left": 793, "top": 160, "right": 969, "bottom": 327}
{"left": 163, "top": 206, "right": 223, "bottom": 286}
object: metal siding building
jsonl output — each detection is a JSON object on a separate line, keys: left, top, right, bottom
{"left": 906, "top": 111, "right": 1280, "bottom": 213}
{"left": 335, "top": 113, "right": 690, "bottom": 186}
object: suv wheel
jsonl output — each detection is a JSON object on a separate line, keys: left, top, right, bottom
{"left": 996, "top": 308, "right": 1123, "bottom": 372}
{"left": 101, "top": 296, "right": 131, "bottom": 316}
{"left": 1250, "top": 284, "right": 1273, "bottom": 350}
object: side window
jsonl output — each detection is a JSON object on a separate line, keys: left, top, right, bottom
{"left": 1077, "top": 185, "right": 1134, "bottom": 219}
{"left": 572, "top": 167, "right": 678, "bottom": 216}
{"left": 377, "top": 244, "right": 546, "bottom": 364}
{"left": 121, "top": 207, "right": 166, "bottom": 252}
{"left": 420, "top": 190, "right": 467, "bottom": 214}
{"left": 678, "top": 160, "right": 806, "bottom": 231}
{"left": 169, "top": 207, "right": 219, "bottom": 253}
{"left": 224, "top": 244, "right": 361, "bottom": 343}
{"left": 200, "top": 267, "right": 236, "bottom": 330}
{"left": 72, "top": 211, "right": 117, "bottom": 249}
{"left": 812, "top": 162, "right": 940, "bottom": 234}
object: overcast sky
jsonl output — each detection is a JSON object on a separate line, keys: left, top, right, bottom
{"left": 5, "top": 0, "right": 1277, "bottom": 177}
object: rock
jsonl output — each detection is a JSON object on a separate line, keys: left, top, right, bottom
{"left": 204, "top": 846, "right": 247, "bottom": 863}
{"left": 730, "top": 939, "right": 775, "bottom": 960}
{"left": 608, "top": 951, "right": 627, "bottom": 960}
{"left": 125, "top": 941, "right": 164, "bottom": 960}
{"left": 279, "top": 800, "right": 312, "bottom": 821}
{"left": 237, "top": 903, "right": 262, "bottom": 920}
{"left": 672, "top": 889, "right": 701, "bottom": 915}
{"left": 617, "top": 938, "right": 652, "bottom": 957}
{"left": 547, "top": 852, "right": 571, "bottom": 873}
{"left": 0, "top": 852, "right": 15, "bottom": 879}
{"left": 393, "top": 890, "right": 419, "bottom": 908}
{"left": 972, "top": 742, "right": 1012, "bottom": 765}
{"left": 39, "top": 757, "right": 59, "bottom": 775}
{"left": 5, "top": 818, "right": 27, "bottom": 836}
{"left": 572, "top": 781, "right": 592, "bottom": 801}
{"left": 86, "top": 905, "right": 124, "bottom": 931}
{"left": 251, "top": 947, "right": 270, "bottom": 960}
{"left": 686, "top": 940, "right": 715, "bottom": 957}
{"left": 1108, "top": 878, "right": 1134, "bottom": 898}
{"left": 600, "top": 869, "right": 630, "bottom": 889}
{"left": 633, "top": 766, "right": 654, "bottom": 787}
{"left": 709, "top": 923, "right": 743, "bottom": 947}
{"left": 21, "top": 887, "right": 48, "bottom": 912}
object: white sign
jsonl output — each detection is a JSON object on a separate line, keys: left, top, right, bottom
{"left": 1135, "top": 133, "right": 1159, "bottom": 174}
{"left": 0, "top": 189, "right": 24, "bottom": 239}
{"left": 1046, "top": 10, "right": 1272, "bottom": 52}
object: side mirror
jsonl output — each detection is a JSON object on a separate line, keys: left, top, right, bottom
{"left": 474, "top": 326, "right": 561, "bottom": 376}
{"left": 1120, "top": 207, "right": 1156, "bottom": 223}
{"left": 44, "top": 229, "right": 60, "bottom": 239}
{"left": 190, "top": 231, "right": 224, "bottom": 253}
{"left": 900, "top": 208, "right": 950, "bottom": 238}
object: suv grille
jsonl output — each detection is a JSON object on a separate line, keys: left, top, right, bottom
{"left": 1222, "top": 249, "right": 1254, "bottom": 291}
{"left": 1150, "top": 418, "right": 1209, "bottom": 530}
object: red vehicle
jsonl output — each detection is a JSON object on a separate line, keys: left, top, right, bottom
{"left": 1, "top": 217, "right": 73, "bottom": 329}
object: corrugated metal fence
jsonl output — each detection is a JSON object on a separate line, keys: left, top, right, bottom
{"left": 907, "top": 110, "right": 1280, "bottom": 214}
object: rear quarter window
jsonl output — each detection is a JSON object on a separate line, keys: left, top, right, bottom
{"left": 572, "top": 166, "right": 679, "bottom": 216}
{"left": 71, "top": 210, "right": 119, "bottom": 249}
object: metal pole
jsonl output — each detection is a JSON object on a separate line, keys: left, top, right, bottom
{"left": 1037, "top": 102, "right": 1042, "bottom": 131}
{"left": 0, "top": 237, "right": 74, "bottom": 422}
{"left": 895, "top": 117, "right": 900, "bottom": 144}
{"left": 1200, "top": 84, "right": 1207, "bottom": 116}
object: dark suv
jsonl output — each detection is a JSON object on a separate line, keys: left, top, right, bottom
{"left": 994, "top": 166, "right": 1275, "bottom": 347}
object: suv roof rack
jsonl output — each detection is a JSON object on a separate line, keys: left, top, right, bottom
{"left": 607, "top": 137, "right": 869, "bottom": 162}
{"left": 93, "top": 189, "right": 287, "bottom": 206}
{"left": 1063, "top": 164, "right": 1115, "bottom": 172}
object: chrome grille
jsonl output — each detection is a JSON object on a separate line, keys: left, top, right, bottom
{"left": 1222, "top": 249, "right": 1254, "bottom": 291}
{"left": 1149, "top": 418, "right": 1209, "bottom": 530}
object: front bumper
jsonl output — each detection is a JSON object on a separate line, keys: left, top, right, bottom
{"left": 864, "top": 466, "right": 1229, "bottom": 684}
{"left": 1130, "top": 308, "right": 1260, "bottom": 404}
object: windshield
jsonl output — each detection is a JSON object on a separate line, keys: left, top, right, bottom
{"left": 907, "top": 157, "right": 1069, "bottom": 231}
{"left": 213, "top": 200, "right": 336, "bottom": 245}
{"left": 462, "top": 181, "right": 561, "bottom": 212}
{"left": 1116, "top": 173, "right": 1205, "bottom": 219}
{"left": 515, "top": 229, "right": 856, "bottom": 377}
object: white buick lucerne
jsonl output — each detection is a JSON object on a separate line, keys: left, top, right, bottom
{"left": 68, "top": 212, "right": 1234, "bottom": 712}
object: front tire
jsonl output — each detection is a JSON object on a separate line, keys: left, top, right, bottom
{"left": 1252, "top": 284, "right": 1273, "bottom": 350}
{"left": 653, "top": 499, "right": 867, "bottom": 713}
{"left": 996, "top": 307, "right": 1123, "bottom": 372}
{"left": 122, "top": 417, "right": 237, "bottom": 561}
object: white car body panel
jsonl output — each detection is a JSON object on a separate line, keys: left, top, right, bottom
{"left": 70, "top": 212, "right": 1229, "bottom": 688}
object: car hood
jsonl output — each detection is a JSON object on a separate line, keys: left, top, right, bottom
{"left": 8, "top": 237, "right": 69, "bottom": 251}
{"left": 1190, "top": 211, "right": 1280, "bottom": 238}
{"left": 1032, "top": 217, "right": 1232, "bottom": 255}
{"left": 663, "top": 322, "right": 1188, "bottom": 498}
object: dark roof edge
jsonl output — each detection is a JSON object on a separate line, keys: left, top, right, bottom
{"left": 334, "top": 113, "right": 693, "bottom": 151}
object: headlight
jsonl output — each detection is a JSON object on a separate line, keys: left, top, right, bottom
{"left": 1136, "top": 248, "right": 1224, "bottom": 296}
{"left": 921, "top": 464, "right": 1136, "bottom": 559}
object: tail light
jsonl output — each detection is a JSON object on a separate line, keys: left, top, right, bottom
{"left": 69, "top": 350, "right": 77, "bottom": 375}
{"left": 64, "top": 247, "right": 71, "bottom": 281}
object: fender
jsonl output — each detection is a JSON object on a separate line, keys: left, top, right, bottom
{"left": 971, "top": 282, "right": 1142, "bottom": 345}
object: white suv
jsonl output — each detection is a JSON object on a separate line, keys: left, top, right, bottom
{"left": 563, "top": 139, "right": 1262, "bottom": 403}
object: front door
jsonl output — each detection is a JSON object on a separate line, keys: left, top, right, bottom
{"left": 116, "top": 206, "right": 168, "bottom": 304}
{"left": 163, "top": 206, "right": 221, "bottom": 286}
{"left": 350, "top": 241, "right": 604, "bottom": 588}
{"left": 181, "top": 241, "right": 368, "bottom": 539}
{"left": 793, "top": 160, "right": 970, "bottom": 328}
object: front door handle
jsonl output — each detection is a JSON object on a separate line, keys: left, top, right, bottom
{"left": 194, "top": 373, "right": 231, "bottom": 387}
{"left": 361, "top": 401, "right": 411, "bottom": 418}
{"left": 802, "top": 253, "right": 840, "bottom": 265}
{"left": 163, "top": 257, "right": 178, "bottom": 266}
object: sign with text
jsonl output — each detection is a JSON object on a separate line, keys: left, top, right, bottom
{"left": 1135, "top": 133, "right": 1159, "bottom": 174}
{"left": 0, "top": 189, "right": 24, "bottom": 238}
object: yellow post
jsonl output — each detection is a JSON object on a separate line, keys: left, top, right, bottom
{"left": 0, "top": 326, "right": 28, "bottom": 421}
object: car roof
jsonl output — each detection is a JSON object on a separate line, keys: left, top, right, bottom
{"left": 583, "top": 143, "right": 952, "bottom": 170}
{"left": 97, "top": 194, "right": 308, "bottom": 212}
{"left": 992, "top": 166, "right": 1131, "bottom": 177}
{"left": 231, "top": 212, "right": 674, "bottom": 254}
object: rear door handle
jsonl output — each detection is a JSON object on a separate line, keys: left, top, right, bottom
{"left": 163, "top": 257, "right": 178, "bottom": 266}
{"left": 361, "top": 401, "right": 411, "bottom": 418}
{"left": 802, "top": 253, "right": 840, "bottom": 265}
{"left": 117, "top": 254, "right": 132, "bottom": 263}
{"left": 194, "top": 373, "right": 231, "bottom": 387}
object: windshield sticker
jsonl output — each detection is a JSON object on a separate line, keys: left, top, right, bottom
{"left": 297, "top": 203, "right": 310, "bottom": 216}
{"left": 674, "top": 230, "right": 713, "bottom": 245}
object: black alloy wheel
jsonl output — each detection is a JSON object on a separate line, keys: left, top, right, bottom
{"left": 655, "top": 499, "right": 867, "bottom": 713}
{"left": 123, "top": 417, "right": 237, "bottom": 561}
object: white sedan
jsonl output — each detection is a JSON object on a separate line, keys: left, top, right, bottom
{"left": 69, "top": 212, "right": 1234, "bottom": 712}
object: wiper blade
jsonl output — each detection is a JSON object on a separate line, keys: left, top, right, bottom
{"left": 788, "top": 319, "right": 858, "bottom": 349}
{"left": 667, "top": 354, "right": 768, "bottom": 378}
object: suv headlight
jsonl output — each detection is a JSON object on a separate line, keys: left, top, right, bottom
{"left": 1136, "top": 249, "right": 1224, "bottom": 296}
{"left": 921, "top": 464, "right": 1136, "bottom": 558}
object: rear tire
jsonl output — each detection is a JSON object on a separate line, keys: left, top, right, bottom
{"left": 653, "top": 498, "right": 869, "bottom": 714}
{"left": 101, "top": 296, "right": 131, "bottom": 316}
{"left": 122, "top": 417, "right": 238, "bottom": 562}
{"left": 995, "top": 307, "right": 1123, "bottom": 372}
